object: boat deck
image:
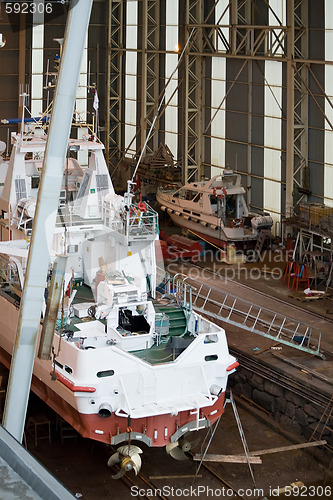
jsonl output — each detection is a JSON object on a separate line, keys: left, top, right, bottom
{"left": 55, "top": 210, "right": 104, "bottom": 228}
{"left": 57, "top": 285, "right": 191, "bottom": 364}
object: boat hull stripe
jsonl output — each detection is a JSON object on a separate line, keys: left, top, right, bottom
{"left": 51, "top": 371, "right": 96, "bottom": 393}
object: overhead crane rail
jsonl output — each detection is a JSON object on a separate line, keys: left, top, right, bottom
{"left": 156, "top": 272, "right": 325, "bottom": 360}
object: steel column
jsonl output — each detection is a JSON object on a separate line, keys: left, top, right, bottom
{"left": 107, "top": 0, "right": 124, "bottom": 165}
{"left": 286, "top": 0, "right": 295, "bottom": 219}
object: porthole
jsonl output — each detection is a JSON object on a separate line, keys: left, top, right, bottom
{"left": 97, "top": 369, "right": 115, "bottom": 378}
{"left": 204, "top": 354, "right": 218, "bottom": 362}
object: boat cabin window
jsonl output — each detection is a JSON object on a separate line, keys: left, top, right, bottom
{"left": 67, "top": 245, "right": 78, "bottom": 253}
{"left": 173, "top": 189, "right": 199, "bottom": 201}
{"left": 31, "top": 176, "right": 40, "bottom": 189}
{"left": 173, "top": 188, "right": 184, "bottom": 198}
{"left": 192, "top": 193, "right": 202, "bottom": 203}
{"left": 15, "top": 178, "right": 27, "bottom": 201}
{"left": 225, "top": 195, "right": 237, "bottom": 217}
{"left": 205, "top": 354, "right": 218, "bottom": 361}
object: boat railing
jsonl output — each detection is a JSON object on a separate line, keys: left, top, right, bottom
{"left": 172, "top": 273, "right": 197, "bottom": 312}
{"left": 55, "top": 211, "right": 104, "bottom": 228}
{"left": 156, "top": 266, "right": 172, "bottom": 296}
{"left": 155, "top": 270, "right": 197, "bottom": 311}
{"left": 12, "top": 214, "right": 33, "bottom": 233}
{"left": 183, "top": 276, "right": 325, "bottom": 360}
{"left": 103, "top": 202, "right": 159, "bottom": 242}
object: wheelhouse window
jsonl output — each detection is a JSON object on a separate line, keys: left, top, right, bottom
{"left": 31, "top": 176, "right": 40, "bottom": 189}
{"left": 192, "top": 193, "right": 202, "bottom": 203}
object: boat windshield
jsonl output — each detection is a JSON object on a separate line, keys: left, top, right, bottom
{"left": 173, "top": 189, "right": 201, "bottom": 201}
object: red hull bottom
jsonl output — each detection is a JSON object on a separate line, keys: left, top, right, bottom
{"left": 0, "top": 347, "right": 225, "bottom": 447}
{"left": 174, "top": 225, "right": 255, "bottom": 251}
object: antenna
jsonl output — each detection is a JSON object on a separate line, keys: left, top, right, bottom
{"left": 20, "top": 92, "right": 27, "bottom": 141}
{"left": 6, "top": 128, "right": 9, "bottom": 157}
{"left": 45, "top": 58, "right": 50, "bottom": 89}
{"left": 87, "top": 60, "right": 91, "bottom": 92}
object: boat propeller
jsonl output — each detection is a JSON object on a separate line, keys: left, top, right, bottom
{"left": 166, "top": 435, "right": 201, "bottom": 461}
{"left": 107, "top": 445, "right": 143, "bottom": 479}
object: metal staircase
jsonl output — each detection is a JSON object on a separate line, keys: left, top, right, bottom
{"left": 172, "top": 275, "right": 325, "bottom": 359}
{"left": 253, "top": 229, "right": 271, "bottom": 260}
{"left": 154, "top": 305, "right": 187, "bottom": 336}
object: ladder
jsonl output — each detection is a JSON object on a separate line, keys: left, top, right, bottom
{"left": 309, "top": 397, "right": 333, "bottom": 450}
{"left": 173, "top": 275, "right": 325, "bottom": 359}
{"left": 325, "top": 261, "right": 333, "bottom": 294}
{"left": 253, "top": 229, "right": 271, "bottom": 260}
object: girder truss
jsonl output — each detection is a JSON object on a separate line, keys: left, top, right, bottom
{"left": 106, "top": 0, "right": 329, "bottom": 215}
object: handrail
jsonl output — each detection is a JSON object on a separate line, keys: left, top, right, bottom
{"left": 170, "top": 275, "right": 325, "bottom": 360}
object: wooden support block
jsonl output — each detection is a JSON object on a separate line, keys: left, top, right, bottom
{"left": 249, "top": 440, "right": 327, "bottom": 456}
{"left": 192, "top": 454, "right": 262, "bottom": 464}
{"left": 149, "top": 475, "right": 203, "bottom": 480}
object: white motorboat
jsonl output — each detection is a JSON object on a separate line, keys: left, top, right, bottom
{"left": 157, "top": 171, "right": 273, "bottom": 249}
